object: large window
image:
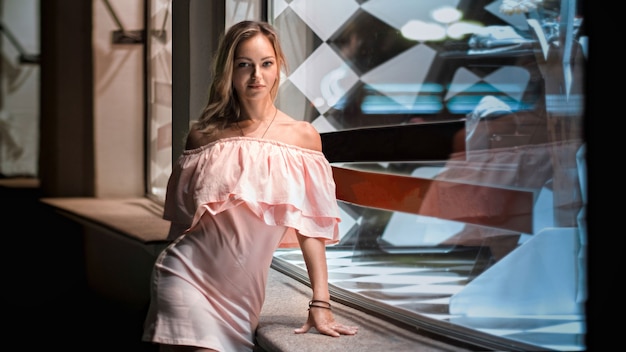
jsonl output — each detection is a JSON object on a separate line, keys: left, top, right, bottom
{"left": 148, "top": 1, "right": 587, "bottom": 350}
{"left": 0, "top": 0, "right": 40, "bottom": 178}
{"left": 269, "top": 1, "right": 586, "bottom": 350}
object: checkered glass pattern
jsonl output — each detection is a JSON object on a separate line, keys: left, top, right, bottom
{"left": 270, "top": 1, "right": 585, "bottom": 351}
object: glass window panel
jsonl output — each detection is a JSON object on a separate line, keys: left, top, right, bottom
{"left": 154, "top": 0, "right": 587, "bottom": 349}
{"left": 270, "top": 0, "right": 586, "bottom": 350}
{"left": 146, "top": 0, "right": 173, "bottom": 204}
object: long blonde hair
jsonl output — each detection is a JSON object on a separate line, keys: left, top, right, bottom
{"left": 193, "top": 20, "right": 288, "bottom": 134}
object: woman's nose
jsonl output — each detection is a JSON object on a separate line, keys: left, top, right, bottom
{"left": 251, "top": 66, "right": 261, "bottom": 79}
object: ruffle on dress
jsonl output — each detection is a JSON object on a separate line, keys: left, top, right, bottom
{"left": 163, "top": 137, "right": 341, "bottom": 247}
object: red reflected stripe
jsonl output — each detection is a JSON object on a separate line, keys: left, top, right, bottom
{"left": 332, "top": 166, "right": 533, "bottom": 234}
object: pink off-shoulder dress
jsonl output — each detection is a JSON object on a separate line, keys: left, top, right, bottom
{"left": 142, "top": 137, "right": 341, "bottom": 351}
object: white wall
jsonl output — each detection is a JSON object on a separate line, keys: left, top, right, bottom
{"left": 92, "top": 0, "right": 145, "bottom": 197}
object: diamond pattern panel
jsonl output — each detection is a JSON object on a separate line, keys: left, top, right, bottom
{"left": 289, "top": 43, "right": 359, "bottom": 115}
{"left": 362, "top": 0, "right": 461, "bottom": 28}
{"left": 272, "top": 0, "right": 541, "bottom": 129}
{"left": 289, "top": 0, "right": 359, "bottom": 41}
{"left": 327, "top": 9, "right": 417, "bottom": 75}
{"left": 274, "top": 6, "right": 323, "bottom": 73}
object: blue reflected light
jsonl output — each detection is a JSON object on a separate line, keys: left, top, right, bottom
{"left": 361, "top": 95, "right": 444, "bottom": 114}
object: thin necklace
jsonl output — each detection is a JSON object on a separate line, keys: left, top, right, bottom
{"left": 236, "top": 107, "right": 277, "bottom": 138}
{"left": 235, "top": 120, "right": 244, "bottom": 136}
{"left": 261, "top": 107, "right": 278, "bottom": 138}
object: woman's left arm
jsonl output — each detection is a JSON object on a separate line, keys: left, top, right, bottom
{"left": 294, "top": 233, "right": 359, "bottom": 337}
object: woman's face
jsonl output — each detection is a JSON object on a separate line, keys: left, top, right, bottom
{"left": 232, "top": 34, "right": 278, "bottom": 103}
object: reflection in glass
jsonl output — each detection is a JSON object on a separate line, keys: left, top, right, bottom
{"left": 271, "top": 0, "right": 586, "bottom": 350}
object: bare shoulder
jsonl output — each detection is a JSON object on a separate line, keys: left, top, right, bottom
{"left": 272, "top": 113, "right": 322, "bottom": 152}
{"left": 289, "top": 120, "right": 322, "bottom": 152}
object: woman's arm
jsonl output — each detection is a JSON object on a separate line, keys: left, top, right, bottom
{"left": 294, "top": 233, "right": 359, "bottom": 337}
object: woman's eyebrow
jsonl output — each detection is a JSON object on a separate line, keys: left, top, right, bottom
{"left": 235, "top": 55, "right": 275, "bottom": 61}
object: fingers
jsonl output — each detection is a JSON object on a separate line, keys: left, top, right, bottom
{"left": 337, "top": 324, "right": 359, "bottom": 335}
{"left": 295, "top": 322, "right": 359, "bottom": 336}
{"left": 321, "top": 323, "right": 358, "bottom": 337}
{"left": 294, "top": 322, "right": 312, "bottom": 334}
{"left": 297, "top": 322, "right": 359, "bottom": 337}
{"left": 295, "top": 306, "right": 359, "bottom": 337}
{"left": 315, "top": 324, "right": 341, "bottom": 337}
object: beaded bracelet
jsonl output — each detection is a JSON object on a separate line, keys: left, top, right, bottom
{"left": 308, "top": 299, "right": 332, "bottom": 310}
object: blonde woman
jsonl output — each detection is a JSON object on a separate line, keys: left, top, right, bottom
{"left": 142, "top": 20, "right": 358, "bottom": 352}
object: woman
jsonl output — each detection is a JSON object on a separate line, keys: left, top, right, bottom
{"left": 142, "top": 20, "right": 358, "bottom": 351}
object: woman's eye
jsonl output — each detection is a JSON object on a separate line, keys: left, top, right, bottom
{"left": 237, "top": 62, "right": 250, "bottom": 67}
{"left": 263, "top": 61, "right": 274, "bottom": 67}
